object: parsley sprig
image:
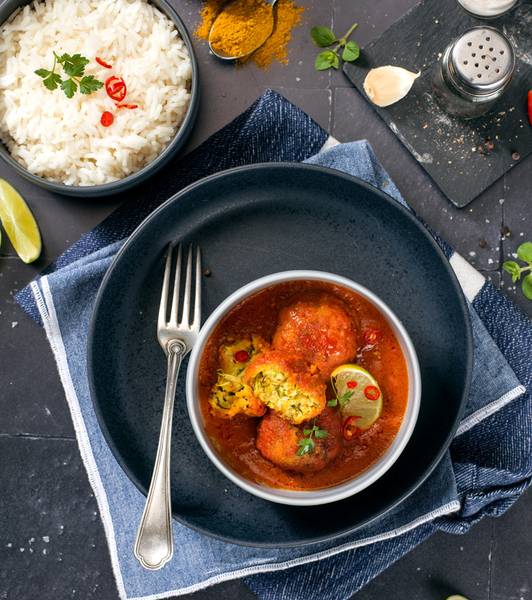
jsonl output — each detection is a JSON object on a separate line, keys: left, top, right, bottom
{"left": 503, "top": 242, "right": 532, "bottom": 300}
{"left": 296, "top": 422, "right": 328, "bottom": 456}
{"left": 311, "top": 22, "right": 360, "bottom": 71}
{"left": 35, "top": 52, "right": 103, "bottom": 99}
{"left": 327, "top": 390, "right": 353, "bottom": 408}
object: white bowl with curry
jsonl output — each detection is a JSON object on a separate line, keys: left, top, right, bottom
{"left": 186, "top": 270, "right": 421, "bottom": 506}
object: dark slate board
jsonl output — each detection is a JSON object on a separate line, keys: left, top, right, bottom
{"left": 344, "top": 0, "right": 532, "bottom": 207}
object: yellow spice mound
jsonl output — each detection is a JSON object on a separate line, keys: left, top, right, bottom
{"left": 195, "top": 0, "right": 304, "bottom": 69}
{"left": 210, "top": 0, "right": 273, "bottom": 58}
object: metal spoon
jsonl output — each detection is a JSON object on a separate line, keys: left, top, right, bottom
{"left": 208, "top": 0, "right": 278, "bottom": 61}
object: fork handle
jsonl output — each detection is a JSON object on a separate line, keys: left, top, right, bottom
{"left": 134, "top": 339, "right": 185, "bottom": 570}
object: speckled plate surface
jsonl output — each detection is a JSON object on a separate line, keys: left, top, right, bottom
{"left": 88, "top": 163, "right": 472, "bottom": 547}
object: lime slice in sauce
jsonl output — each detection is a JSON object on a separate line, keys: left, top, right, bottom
{"left": 0, "top": 179, "right": 41, "bottom": 264}
{"left": 331, "top": 363, "right": 383, "bottom": 430}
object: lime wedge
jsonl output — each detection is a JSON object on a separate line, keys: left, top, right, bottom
{"left": 0, "top": 179, "right": 41, "bottom": 263}
{"left": 331, "top": 363, "right": 383, "bottom": 430}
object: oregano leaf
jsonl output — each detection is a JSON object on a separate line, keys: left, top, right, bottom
{"left": 516, "top": 242, "right": 532, "bottom": 264}
{"left": 503, "top": 260, "right": 521, "bottom": 283}
{"left": 522, "top": 274, "right": 532, "bottom": 300}
{"left": 342, "top": 40, "right": 360, "bottom": 62}
{"left": 311, "top": 26, "right": 336, "bottom": 47}
{"left": 315, "top": 50, "right": 337, "bottom": 70}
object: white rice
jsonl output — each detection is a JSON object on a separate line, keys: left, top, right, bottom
{"left": 0, "top": 0, "right": 192, "bottom": 186}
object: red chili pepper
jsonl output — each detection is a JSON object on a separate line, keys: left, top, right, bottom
{"left": 347, "top": 380, "right": 358, "bottom": 389}
{"left": 100, "top": 111, "right": 114, "bottom": 127}
{"left": 105, "top": 76, "right": 127, "bottom": 102}
{"left": 96, "top": 56, "right": 113, "bottom": 69}
{"left": 234, "top": 350, "right": 250, "bottom": 363}
{"left": 528, "top": 90, "right": 532, "bottom": 127}
{"left": 343, "top": 416, "right": 361, "bottom": 441}
{"left": 364, "top": 385, "right": 381, "bottom": 401}
{"left": 116, "top": 103, "right": 138, "bottom": 109}
{"left": 363, "top": 328, "right": 381, "bottom": 346}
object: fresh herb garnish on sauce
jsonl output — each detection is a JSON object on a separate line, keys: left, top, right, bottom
{"left": 35, "top": 52, "right": 103, "bottom": 98}
{"left": 311, "top": 22, "right": 359, "bottom": 71}
{"left": 297, "top": 422, "right": 328, "bottom": 456}
{"left": 327, "top": 390, "right": 353, "bottom": 408}
{"left": 503, "top": 242, "right": 532, "bottom": 300}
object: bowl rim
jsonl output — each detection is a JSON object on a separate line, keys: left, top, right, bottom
{"left": 0, "top": 0, "right": 199, "bottom": 197}
{"left": 186, "top": 269, "right": 422, "bottom": 507}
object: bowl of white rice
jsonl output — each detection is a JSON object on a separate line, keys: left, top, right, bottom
{"left": 0, "top": 0, "right": 198, "bottom": 196}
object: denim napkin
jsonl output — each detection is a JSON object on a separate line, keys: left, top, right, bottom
{"left": 16, "top": 91, "right": 531, "bottom": 600}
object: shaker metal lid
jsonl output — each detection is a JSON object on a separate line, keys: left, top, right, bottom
{"left": 450, "top": 26, "right": 515, "bottom": 94}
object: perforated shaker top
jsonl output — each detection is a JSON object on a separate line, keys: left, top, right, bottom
{"left": 450, "top": 27, "right": 514, "bottom": 92}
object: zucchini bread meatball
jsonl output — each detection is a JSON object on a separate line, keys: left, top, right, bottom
{"left": 273, "top": 294, "right": 358, "bottom": 378}
{"left": 256, "top": 408, "right": 342, "bottom": 473}
{"left": 209, "top": 336, "right": 268, "bottom": 418}
{"left": 243, "top": 350, "right": 326, "bottom": 424}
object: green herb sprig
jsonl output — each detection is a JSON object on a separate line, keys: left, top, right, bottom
{"left": 35, "top": 52, "right": 103, "bottom": 99}
{"left": 296, "top": 422, "right": 328, "bottom": 456}
{"left": 311, "top": 22, "right": 360, "bottom": 71}
{"left": 327, "top": 390, "right": 353, "bottom": 408}
{"left": 503, "top": 242, "right": 532, "bottom": 300}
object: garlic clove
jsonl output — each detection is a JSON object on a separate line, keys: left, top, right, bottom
{"left": 363, "top": 66, "right": 420, "bottom": 108}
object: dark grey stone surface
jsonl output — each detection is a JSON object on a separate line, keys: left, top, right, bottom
{"left": 0, "top": 0, "right": 530, "bottom": 599}
{"left": 343, "top": 0, "right": 532, "bottom": 208}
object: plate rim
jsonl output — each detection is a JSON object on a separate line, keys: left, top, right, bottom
{"left": 87, "top": 162, "right": 473, "bottom": 548}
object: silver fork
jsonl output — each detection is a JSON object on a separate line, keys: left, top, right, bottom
{"left": 134, "top": 243, "right": 201, "bottom": 570}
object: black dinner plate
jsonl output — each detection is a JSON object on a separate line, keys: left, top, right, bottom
{"left": 88, "top": 163, "right": 472, "bottom": 547}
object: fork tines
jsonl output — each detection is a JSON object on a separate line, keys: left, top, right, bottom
{"left": 158, "top": 243, "right": 202, "bottom": 330}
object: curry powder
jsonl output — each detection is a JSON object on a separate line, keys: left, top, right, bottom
{"left": 209, "top": 0, "right": 274, "bottom": 58}
{"left": 195, "top": 0, "right": 304, "bottom": 69}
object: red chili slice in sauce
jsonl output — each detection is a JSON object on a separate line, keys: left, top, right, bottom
{"left": 100, "top": 111, "right": 114, "bottom": 127}
{"left": 363, "top": 328, "right": 381, "bottom": 345}
{"left": 96, "top": 57, "right": 113, "bottom": 69}
{"left": 364, "top": 385, "right": 381, "bottom": 401}
{"left": 346, "top": 380, "right": 358, "bottom": 389}
{"left": 342, "top": 416, "right": 361, "bottom": 441}
{"left": 105, "top": 76, "right": 127, "bottom": 102}
{"left": 116, "top": 103, "right": 138, "bottom": 109}
{"left": 234, "top": 350, "right": 250, "bottom": 363}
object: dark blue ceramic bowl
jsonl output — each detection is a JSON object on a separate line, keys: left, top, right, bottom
{"left": 0, "top": 0, "right": 199, "bottom": 197}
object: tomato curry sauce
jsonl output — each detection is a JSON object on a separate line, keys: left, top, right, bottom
{"left": 198, "top": 280, "right": 408, "bottom": 491}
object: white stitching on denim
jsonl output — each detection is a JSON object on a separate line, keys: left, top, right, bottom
{"left": 456, "top": 385, "right": 527, "bottom": 436}
{"left": 34, "top": 278, "right": 128, "bottom": 600}
{"left": 127, "top": 501, "right": 460, "bottom": 600}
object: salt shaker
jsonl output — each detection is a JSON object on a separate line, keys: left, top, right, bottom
{"left": 432, "top": 26, "right": 515, "bottom": 119}
{"left": 456, "top": 0, "right": 518, "bottom": 19}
